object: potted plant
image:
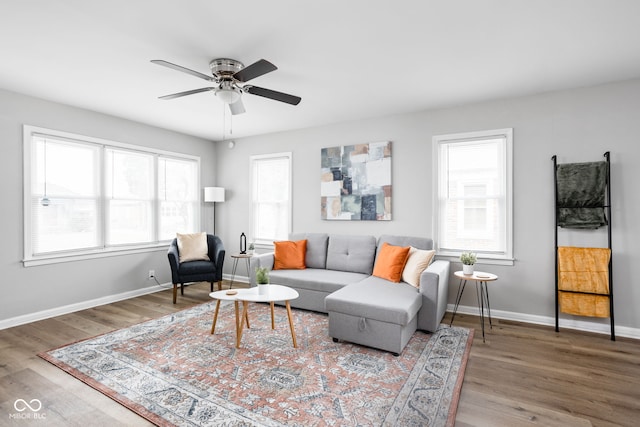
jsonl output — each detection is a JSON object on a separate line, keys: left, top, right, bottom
{"left": 255, "top": 266, "right": 270, "bottom": 295}
{"left": 248, "top": 242, "right": 255, "bottom": 255}
{"left": 460, "top": 252, "right": 477, "bottom": 275}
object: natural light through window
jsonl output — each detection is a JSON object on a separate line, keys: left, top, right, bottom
{"left": 433, "top": 129, "right": 513, "bottom": 264}
{"left": 250, "top": 152, "right": 292, "bottom": 245}
{"left": 158, "top": 157, "right": 198, "bottom": 241}
{"left": 106, "top": 148, "right": 154, "bottom": 246}
{"left": 31, "top": 137, "right": 102, "bottom": 254}
{"left": 24, "top": 126, "right": 200, "bottom": 265}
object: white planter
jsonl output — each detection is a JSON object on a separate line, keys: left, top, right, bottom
{"left": 258, "top": 284, "right": 269, "bottom": 295}
{"left": 462, "top": 264, "right": 474, "bottom": 275}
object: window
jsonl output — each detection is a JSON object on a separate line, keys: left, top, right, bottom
{"left": 24, "top": 126, "right": 200, "bottom": 265}
{"left": 158, "top": 157, "right": 198, "bottom": 241}
{"left": 250, "top": 152, "right": 292, "bottom": 246}
{"left": 105, "top": 148, "right": 154, "bottom": 246}
{"left": 30, "top": 137, "right": 102, "bottom": 254}
{"left": 433, "top": 128, "right": 513, "bottom": 264}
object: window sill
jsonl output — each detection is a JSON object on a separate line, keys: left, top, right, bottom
{"left": 23, "top": 243, "right": 169, "bottom": 267}
{"left": 435, "top": 254, "right": 515, "bottom": 267}
{"left": 253, "top": 242, "right": 275, "bottom": 253}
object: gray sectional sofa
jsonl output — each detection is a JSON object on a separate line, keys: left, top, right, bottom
{"left": 249, "top": 233, "right": 450, "bottom": 355}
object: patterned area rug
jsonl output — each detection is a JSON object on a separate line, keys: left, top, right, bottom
{"left": 40, "top": 301, "right": 473, "bottom": 426}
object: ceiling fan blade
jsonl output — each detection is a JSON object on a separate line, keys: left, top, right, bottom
{"left": 244, "top": 85, "right": 302, "bottom": 105}
{"left": 233, "top": 59, "right": 277, "bottom": 83}
{"left": 228, "top": 98, "right": 246, "bottom": 115}
{"left": 158, "top": 87, "right": 214, "bottom": 100}
{"left": 151, "top": 60, "right": 215, "bottom": 81}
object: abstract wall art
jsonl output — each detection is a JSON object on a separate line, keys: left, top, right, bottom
{"left": 321, "top": 141, "right": 392, "bottom": 220}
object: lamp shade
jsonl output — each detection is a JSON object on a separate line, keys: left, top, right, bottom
{"left": 204, "top": 187, "right": 225, "bottom": 202}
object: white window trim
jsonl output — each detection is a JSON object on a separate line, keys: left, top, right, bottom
{"left": 249, "top": 152, "right": 292, "bottom": 247}
{"left": 23, "top": 125, "right": 201, "bottom": 267}
{"left": 432, "top": 128, "right": 514, "bottom": 266}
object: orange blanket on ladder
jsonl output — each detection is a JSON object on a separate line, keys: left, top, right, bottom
{"left": 558, "top": 246, "right": 611, "bottom": 318}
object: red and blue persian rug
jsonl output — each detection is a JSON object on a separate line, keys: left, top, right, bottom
{"left": 40, "top": 301, "right": 473, "bottom": 426}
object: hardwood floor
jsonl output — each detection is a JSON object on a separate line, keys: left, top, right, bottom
{"left": 450, "top": 313, "right": 640, "bottom": 427}
{"left": 1, "top": 281, "right": 638, "bottom": 426}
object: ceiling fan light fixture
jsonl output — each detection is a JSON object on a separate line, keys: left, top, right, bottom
{"left": 215, "top": 87, "right": 241, "bottom": 104}
{"left": 153, "top": 57, "right": 301, "bottom": 112}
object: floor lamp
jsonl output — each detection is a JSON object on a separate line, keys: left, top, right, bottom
{"left": 204, "top": 187, "right": 225, "bottom": 235}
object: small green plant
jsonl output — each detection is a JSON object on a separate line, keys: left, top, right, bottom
{"left": 460, "top": 252, "right": 477, "bottom": 265}
{"left": 248, "top": 242, "right": 255, "bottom": 251}
{"left": 255, "top": 266, "right": 270, "bottom": 284}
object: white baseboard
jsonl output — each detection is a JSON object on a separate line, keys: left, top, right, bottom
{"left": 0, "top": 282, "right": 171, "bottom": 331}
{"left": 2, "top": 282, "right": 638, "bottom": 340}
{"left": 223, "top": 273, "right": 249, "bottom": 285}
{"left": 447, "top": 303, "right": 640, "bottom": 340}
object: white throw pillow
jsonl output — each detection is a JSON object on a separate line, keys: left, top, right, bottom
{"left": 177, "top": 232, "right": 210, "bottom": 263}
{"left": 402, "top": 247, "right": 436, "bottom": 288}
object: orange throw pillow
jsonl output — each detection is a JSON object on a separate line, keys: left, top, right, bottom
{"left": 274, "top": 239, "right": 307, "bottom": 270}
{"left": 372, "top": 242, "right": 411, "bottom": 283}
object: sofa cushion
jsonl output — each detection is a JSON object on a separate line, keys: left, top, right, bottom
{"left": 326, "top": 234, "right": 376, "bottom": 274}
{"left": 377, "top": 235, "right": 433, "bottom": 254}
{"left": 268, "top": 268, "right": 369, "bottom": 294}
{"left": 402, "top": 247, "right": 436, "bottom": 288}
{"left": 290, "top": 233, "right": 329, "bottom": 269}
{"left": 274, "top": 239, "right": 307, "bottom": 270}
{"left": 325, "top": 276, "right": 422, "bottom": 326}
{"left": 372, "top": 242, "right": 411, "bottom": 282}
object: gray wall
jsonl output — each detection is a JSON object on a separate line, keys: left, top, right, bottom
{"left": 3, "top": 77, "right": 639, "bottom": 336}
{"left": 215, "top": 78, "right": 640, "bottom": 335}
{"left": 0, "top": 89, "right": 217, "bottom": 324}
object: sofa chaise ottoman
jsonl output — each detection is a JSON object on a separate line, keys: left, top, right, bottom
{"left": 249, "top": 233, "right": 450, "bottom": 355}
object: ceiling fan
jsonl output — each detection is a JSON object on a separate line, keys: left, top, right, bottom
{"left": 151, "top": 58, "right": 301, "bottom": 115}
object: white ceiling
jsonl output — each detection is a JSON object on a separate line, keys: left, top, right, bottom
{"left": 2, "top": 1, "right": 640, "bottom": 141}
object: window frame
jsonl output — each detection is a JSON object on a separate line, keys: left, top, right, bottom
{"left": 23, "top": 125, "right": 201, "bottom": 267}
{"left": 249, "top": 152, "right": 292, "bottom": 248}
{"left": 104, "top": 146, "right": 156, "bottom": 247}
{"left": 432, "top": 128, "right": 514, "bottom": 265}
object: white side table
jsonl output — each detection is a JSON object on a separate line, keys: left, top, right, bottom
{"left": 450, "top": 271, "right": 498, "bottom": 342}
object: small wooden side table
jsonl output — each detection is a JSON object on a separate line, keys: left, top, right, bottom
{"left": 229, "top": 253, "right": 252, "bottom": 289}
{"left": 450, "top": 271, "right": 498, "bottom": 342}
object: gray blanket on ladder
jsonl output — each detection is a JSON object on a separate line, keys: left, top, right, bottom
{"left": 556, "top": 161, "right": 608, "bottom": 229}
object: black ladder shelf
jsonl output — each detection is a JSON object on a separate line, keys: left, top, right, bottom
{"left": 552, "top": 152, "right": 614, "bottom": 341}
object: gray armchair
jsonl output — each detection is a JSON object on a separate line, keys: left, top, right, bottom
{"left": 167, "top": 234, "right": 225, "bottom": 304}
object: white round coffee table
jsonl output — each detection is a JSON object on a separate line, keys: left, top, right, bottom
{"left": 237, "top": 284, "right": 300, "bottom": 348}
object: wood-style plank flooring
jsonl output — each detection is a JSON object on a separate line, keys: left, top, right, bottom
{"left": 1, "top": 281, "right": 638, "bottom": 426}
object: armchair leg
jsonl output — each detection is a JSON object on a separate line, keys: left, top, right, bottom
{"left": 180, "top": 283, "right": 184, "bottom": 295}
{"left": 172, "top": 284, "right": 178, "bottom": 304}
{"left": 210, "top": 281, "right": 214, "bottom": 292}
